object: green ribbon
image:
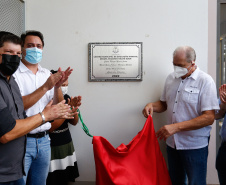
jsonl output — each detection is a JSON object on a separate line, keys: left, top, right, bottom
{"left": 77, "top": 109, "right": 93, "bottom": 137}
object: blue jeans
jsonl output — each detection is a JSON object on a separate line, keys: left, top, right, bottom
{"left": 24, "top": 135, "right": 50, "bottom": 185}
{"left": 167, "top": 145, "right": 208, "bottom": 185}
{"left": 0, "top": 178, "right": 24, "bottom": 185}
{"left": 216, "top": 142, "right": 226, "bottom": 185}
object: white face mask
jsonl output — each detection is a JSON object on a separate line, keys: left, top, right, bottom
{"left": 61, "top": 86, "right": 68, "bottom": 95}
{"left": 174, "top": 63, "right": 193, "bottom": 78}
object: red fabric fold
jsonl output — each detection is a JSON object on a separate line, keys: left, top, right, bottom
{"left": 93, "top": 116, "right": 172, "bottom": 185}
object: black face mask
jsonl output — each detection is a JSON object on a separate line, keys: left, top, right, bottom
{"left": 0, "top": 54, "right": 20, "bottom": 76}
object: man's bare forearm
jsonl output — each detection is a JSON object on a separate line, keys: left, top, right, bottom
{"left": 22, "top": 85, "right": 48, "bottom": 110}
{"left": 152, "top": 100, "right": 167, "bottom": 113}
{"left": 0, "top": 114, "right": 43, "bottom": 144}
{"left": 175, "top": 110, "right": 215, "bottom": 132}
{"left": 156, "top": 110, "right": 215, "bottom": 140}
{"left": 53, "top": 87, "right": 64, "bottom": 105}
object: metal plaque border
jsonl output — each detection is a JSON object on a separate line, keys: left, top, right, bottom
{"left": 88, "top": 42, "right": 143, "bottom": 82}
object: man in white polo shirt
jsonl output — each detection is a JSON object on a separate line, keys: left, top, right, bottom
{"left": 142, "top": 46, "right": 219, "bottom": 185}
{"left": 13, "top": 30, "right": 73, "bottom": 185}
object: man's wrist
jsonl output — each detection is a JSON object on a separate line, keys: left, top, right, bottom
{"left": 39, "top": 112, "right": 45, "bottom": 124}
{"left": 42, "top": 83, "right": 49, "bottom": 92}
{"left": 54, "top": 86, "right": 61, "bottom": 90}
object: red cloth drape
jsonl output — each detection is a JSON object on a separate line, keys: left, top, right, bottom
{"left": 93, "top": 116, "right": 172, "bottom": 185}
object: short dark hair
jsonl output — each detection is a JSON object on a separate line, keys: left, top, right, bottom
{"left": 21, "top": 30, "right": 44, "bottom": 47}
{"left": 0, "top": 31, "right": 21, "bottom": 48}
{"left": 0, "top": 31, "right": 14, "bottom": 39}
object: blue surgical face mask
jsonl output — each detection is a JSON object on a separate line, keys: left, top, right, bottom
{"left": 25, "top": 47, "right": 42, "bottom": 64}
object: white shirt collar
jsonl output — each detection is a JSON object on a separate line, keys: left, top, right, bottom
{"left": 188, "top": 66, "right": 199, "bottom": 80}
{"left": 18, "top": 61, "right": 45, "bottom": 73}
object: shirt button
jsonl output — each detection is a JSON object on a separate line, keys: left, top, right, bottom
{"left": 175, "top": 101, "right": 177, "bottom": 103}
{"left": 173, "top": 112, "right": 175, "bottom": 114}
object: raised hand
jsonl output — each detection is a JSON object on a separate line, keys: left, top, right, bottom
{"left": 43, "top": 72, "right": 62, "bottom": 90}
{"left": 55, "top": 67, "right": 73, "bottom": 88}
{"left": 68, "top": 96, "right": 82, "bottom": 108}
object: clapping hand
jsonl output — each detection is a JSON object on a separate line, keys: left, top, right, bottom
{"left": 43, "top": 100, "right": 76, "bottom": 121}
{"left": 55, "top": 67, "right": 73, "bottom": 88}
{"left": 68, "top": 96, "right": 82, "bottom": 108}
{"left": 67, "top": 96, "right": 82, "bottom": 125}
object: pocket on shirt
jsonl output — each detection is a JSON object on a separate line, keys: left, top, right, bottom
{"left": 182, "top": 87, "right": 200, "bottom": 103}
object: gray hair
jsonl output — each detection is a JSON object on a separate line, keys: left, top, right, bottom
{"left": 173, "top": 46, "right": 196, "bottom": 63}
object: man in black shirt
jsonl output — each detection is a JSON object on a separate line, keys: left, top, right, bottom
{"left": 0, "top": 32, "right": 75, "bottom": 185}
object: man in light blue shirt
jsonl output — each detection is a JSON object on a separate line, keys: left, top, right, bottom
{"left": 215, "top": 84, "right": 226, "bottom": 185}
{"left": 143, "top": 46, "right": 219, "bottom": 185}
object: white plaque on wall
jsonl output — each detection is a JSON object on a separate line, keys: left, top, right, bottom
{"left": 88, "top": 42, "right": 143, "bottom": 81}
